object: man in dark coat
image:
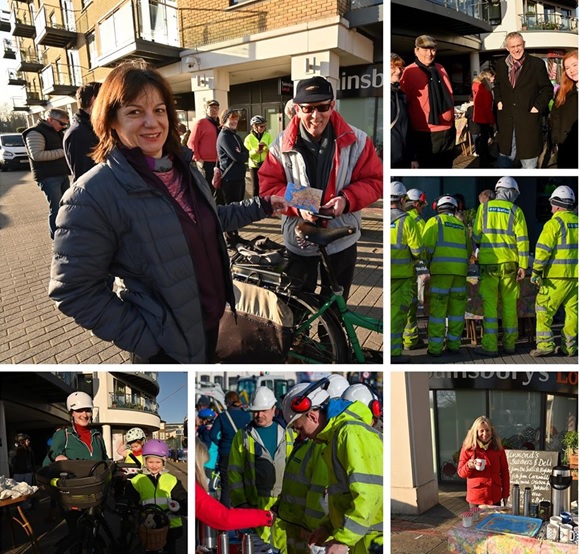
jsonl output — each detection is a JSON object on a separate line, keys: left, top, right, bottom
{"left": 494, "top": 31, "right": 553, "bottom": 168}
{"left": 63, "top": 82, "right": 101, "bottom": 182}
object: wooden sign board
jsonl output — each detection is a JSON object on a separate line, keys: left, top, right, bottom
{"left": 506, "top": 450, "right": 559, "bottom": 505}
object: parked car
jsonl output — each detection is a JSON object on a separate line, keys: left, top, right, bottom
{"left": 0, "top": 133, "right": 29, "bottom": 171}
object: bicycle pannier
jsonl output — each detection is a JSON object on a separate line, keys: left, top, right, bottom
{"left": 215, "top": 281, "right": 294, "bottom": 363}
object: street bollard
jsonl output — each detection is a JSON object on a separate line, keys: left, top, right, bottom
{"left": 241, "top": 533, "right": 254, "bottom": 554}
{"left": 217, "top": 532, "right": 229, "bottom": 554}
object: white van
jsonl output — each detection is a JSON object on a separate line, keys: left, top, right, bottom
{"left": 0, "top": 133, "right": 29, "bottom": 171}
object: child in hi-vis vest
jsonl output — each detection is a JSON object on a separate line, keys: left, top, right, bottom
{"left": 127, "top": 439, "right": 187, "bottom": 554}
{"left": 117, "top": 427, "right": 146, "bottom": 468}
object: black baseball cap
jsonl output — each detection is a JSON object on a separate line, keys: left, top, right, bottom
{"left": 293, "top": 76, "right": 334, "bottom": 104}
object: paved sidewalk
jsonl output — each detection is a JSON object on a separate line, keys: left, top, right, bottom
{"left": 0, "top": 169, "right": 382, "bottom": 363}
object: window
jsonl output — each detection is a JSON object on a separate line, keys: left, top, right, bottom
{"left": 545, "top": 394, "right": 578, "bottom": 453}
{"left": 86, "top": 32, "right": 97, "bottom": 68}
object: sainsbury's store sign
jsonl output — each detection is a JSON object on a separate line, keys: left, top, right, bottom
{"left": 336, "top": 64, "right": 383, "bottom": 99}
{"left": 429, "top": 371, "right": 578, "bottom": 395}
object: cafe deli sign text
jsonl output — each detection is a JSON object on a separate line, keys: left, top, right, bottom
{"left": 428, "top": 371, "right": 578, "bottom": 395}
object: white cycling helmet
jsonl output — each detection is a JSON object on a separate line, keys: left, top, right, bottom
{"left": 407, "top": 189, "right": 427, "bottom": 205}
{"left": 342, "top": 384, "right": 382, "bottom": 418}
{"left": 247, "top": 386, "right": 277, "bottom": 411}
{"left": 326, "top": 374, "right": 350, "bottom": 399}
{"left": 282, "top": 382, "right": 330, "bottom": 427}
{"left": 391, "top": 181, "right": 407, "bottom": 200}
{"left": 66, "top": 391, "right": 94, "bottom": 411}
{"left": 436, "top": 195, "right": 458, "bottom": 211}
{"left": 126, "top": 427, "right": 146, "bottom": 443}
{"left": 495, "top": 176, "right": 520, "bottom": 193}
{"left": 549, "top": 186, "right": 575, "bottom": 209}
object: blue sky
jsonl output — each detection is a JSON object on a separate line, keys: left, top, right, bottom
{"left": 156, "top": 371, "right": 188, "bottom": 424}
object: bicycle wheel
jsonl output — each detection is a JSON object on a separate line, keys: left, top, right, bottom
{"left": 57, "top": 533, "right": 107, "bottom": 554}
{"left": 282, "top": 291, "right": 350, "bottom": 363}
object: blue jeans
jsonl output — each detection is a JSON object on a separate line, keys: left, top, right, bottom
{"left": 498, "top": 129, "right": 538, "bottom": 168}
{"left": 38, "top": 175, "right": 70, "bottom": 239}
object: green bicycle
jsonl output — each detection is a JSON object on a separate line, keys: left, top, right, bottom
{"left": 232, "top": 221, "right": 383, "bottom": 363}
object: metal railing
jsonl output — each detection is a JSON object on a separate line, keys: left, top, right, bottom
{"left": 35, "top": 3, "right": 76, "bottom": 33}
{"left": 520, "top": 12, "right": 578, "bottom": 32}
{"left": 17, "top": 48, "right": 46, "bottom": 65}
{"left": 41, "top": 63, "right": 82, "bottom": 89}
{"left": 11, "top": 5, "right": 34, "bottom": 26}
{"left": 109, "top": 392, "right": 159, "bottom": 414}
{"left": 348, "top": 0, "right": 382, "bottom": 8}
{"left": 427, "top": 0, "right": 499, "bottom": 22}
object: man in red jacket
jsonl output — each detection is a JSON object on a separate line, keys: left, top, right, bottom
{"left": 259, "top": 76, "right": 382, "bottom": 300}
{"left": 188, "top": 99, "right": 223, "bottom": 203}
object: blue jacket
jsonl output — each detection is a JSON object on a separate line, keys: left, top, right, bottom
{"left": 210, "top": 407, "right": 252, "bottom": 463}
{"left": 217, "top": 127, "right": 249, "bottom": 182}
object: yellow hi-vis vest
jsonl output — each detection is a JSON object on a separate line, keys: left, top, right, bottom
{"left": 130, "top": 473, "right": 182, "bottom": 528}
{"left": 533, "top": 211, "right": 578, "bottom": 279}
{"left": 278, "top": 439, "right": 328, "bottom": 532}
{"left": 391, "top": 209, "right": 423, "bottom": 279}
{"left": 407, "top": 208, "right": 425, "bottom": 234}
{"left": 423, "top": 213, "right": 470, "bottom": 276}
{"left": 472, "top": 199, "right": 529, "bottom": 268}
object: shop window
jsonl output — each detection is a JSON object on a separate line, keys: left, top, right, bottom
{"left": 545, "top": 394, "right": 578, "bottom": 455}
{"left": 490, "top": 390, "right": 541, "bottom": 450}
{"left": 435, "top": 390, "right": 486, "bottom": 481}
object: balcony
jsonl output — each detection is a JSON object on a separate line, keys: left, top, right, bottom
{"left": 8, "top": 70, "right": 27, "bottom": 86}
{"left": 111, "top": 371, "right": 160, "bottom": 396}
{"left": 35, "top": 4, "right": 77, "bottom": 48}
{"left": 12, "top": 97, "right": 29, "bottom": 111}
{"left": 0, "top": 9, "right": 10, "bottom": 32}
{"left": 41, "top": 63, "right": 81, "bottom": 96}
{"left": 344, "top": 0, "right": 383, "bottom": 40}
{"left": 10, "top": 6, "right": 35, "bottom": 38}
{"left": 109, "top": 392, "right": 159, "bottom": 414}
{"left": 520, "top": 12, "right": 578, "bottom": 33}
{"left": 16, "top": 49, "right": 45, "bottom": 72}
{"left": 26, "top": 89, "right": 48, "bottom": 106}
{"left": 391, "top": 0, "right": 493, "bottom": 35}
{"left": 97, "top": 0, "right": 182, "bottom": 68}
{"left": 3, "top": 39, "right": 16, "bottom": 59}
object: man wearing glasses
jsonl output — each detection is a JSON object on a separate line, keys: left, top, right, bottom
{"left": 259, "top": 76, "right": 382, "bottom": 301}
{"left": 23, "top": 108, "right": 71, "bottom": 239}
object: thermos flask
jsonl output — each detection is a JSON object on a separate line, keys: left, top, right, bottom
{"left": 511, "top": 484, "right": 520, "bottom": 515}
{"left": 217, "top": 532, "right": 229, "bottom": 554}
{"left": 523, "top": 487, "right": 531, "bottom": 517}
{"left": 242, "top": 533, "right": 254, "bottom": 554}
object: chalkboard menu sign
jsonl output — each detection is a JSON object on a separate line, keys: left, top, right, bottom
{"left": 506, "top": 450, "right": 559, "bottom": 505}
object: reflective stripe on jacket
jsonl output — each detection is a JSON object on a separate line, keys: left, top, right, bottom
{"left": 316, "top": 400, "right": 383, "bottom": 552}
{"left": 423, "top": 213, "right": 470, "bottom": 276}
{"left": 391, "top": 209, "right": 423, "bottom": 279}
{"left": 533, "top": 211, "right": 578, "bottom": 279}
{"left": 278, "top": 439, "right": 328, "bottom": 532}
{"left": 130, "top": 473, "right": 182, "bottom": 528}
{"left": 244, "top": 131, "right": 274, "bottom": 167}
{"left": 472, "top": 199, "right": 529, "bottom": 268}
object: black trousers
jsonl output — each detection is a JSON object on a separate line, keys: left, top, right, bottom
{"left": 412, "top": 127, "right": 456, "bottom": 168}
{"left": 222, "top": 178, "right": 246, "bottom": 243}
{"left": 249, "top": 165, "right": 262, "bottom": 197}
{"left": 286, "top": 243, "right": 357, "bottom": 301}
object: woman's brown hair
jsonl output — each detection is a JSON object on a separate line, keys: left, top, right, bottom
{"left": 554, "top": 49, "right": 578, "bottom": 108}
{"left": 91, "top": 59, "right": 181, "bottom": 163}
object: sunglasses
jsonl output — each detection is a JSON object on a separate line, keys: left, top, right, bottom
{"left": 298, "top": 103, "right": 332, "bottom": 114}
{"left": 55, "top": 119, "right": 69, "bottom": 128}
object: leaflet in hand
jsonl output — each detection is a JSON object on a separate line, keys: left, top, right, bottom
{"left": 284, "top": 182, "right": 323, "bottom": 213}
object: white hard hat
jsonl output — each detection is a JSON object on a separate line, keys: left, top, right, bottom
{"left": 391, "top": 181, "right": 407, "bottom": 199}
{"left": 282, "top": 382, "right": 330, "bottom": 427}
{"left": 342, "top": 383, "right": 375, "bottom": 405}
{"left": 495, "top": 176, "right": 520, "bottom": 193}
{"left": 326, "top": 374, "right": 350, "bottom": 399}
{"left": 126, "top": 427, "right": 146, "bottom": 443}
{"left": 247, "top": 386, "right": 277, "bottom": 411}
{"left": 66, "top": 391, "right": 94, "bottom": 411}
{"left": 549, "top": 186, "right": 576, "bottom": 208}
{"left": 407, "top": 189, "right": 427, "bottom": 204}
{"left": 436, "top": 195, "right": 458, "bottom": 210}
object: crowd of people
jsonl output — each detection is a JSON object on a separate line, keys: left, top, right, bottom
{"left": 390, "top": 33, "right": 578, "bottom": 169}
{"left": 391, "top": 178, "right": 578, "bottom": 363}
{"left": 195, "top": 376, "right": 383, "bottom": 554}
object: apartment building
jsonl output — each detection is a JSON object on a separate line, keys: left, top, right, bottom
{"left": 392, "top": 0, "right": 578, "bottom": 102}
{"left": 0, "top": 371, "right": 161, "bottom": 475}
{"left": 3, "top": 0, "right": 383, "bottom": 145}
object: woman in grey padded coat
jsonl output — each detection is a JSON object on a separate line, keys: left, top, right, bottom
{"left": 48, "top": 60, "right": 285, "bottom": 364}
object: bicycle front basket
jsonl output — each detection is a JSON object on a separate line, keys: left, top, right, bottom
{"left": 36, "top": 460, "right": 114, "bottom": 510}
{"left": 138, "top": 525, "right": 169, "bottom": 550}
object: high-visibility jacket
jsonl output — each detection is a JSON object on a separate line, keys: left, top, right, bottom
{"left": 316, "top": 400, "right": 383, "bottom": 554}
{"left": 391, "top": 208, "right": 423, "bottom": 278}
{"left": 472, "top": 200, "right": 529, "bottom": 268}
{"left": 278, "top": 438, "right": 328, "bottom": 531}
{"left": 244, "top": 131, "right": 274, "bottom": 168}
{"left": 229, "top": 420, "right": 294, "bottom": 547}
{"left": 406, "top": 207, "right": 425, "bottom": 234}
{"left": 124, "top": 452, "right": 143, "bottom": 467}
{"left": 423, "top": 213, "right": 470, "bottom": 276}
{"left": 533, "top": 211, "right": 578, "bottom": 279}
{"left": 130, "top": 472, "right": 183, "bottom": 528}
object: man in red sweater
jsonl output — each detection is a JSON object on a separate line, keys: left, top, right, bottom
{"left": 188, "top": 99, "right": 223, "bottom": 203}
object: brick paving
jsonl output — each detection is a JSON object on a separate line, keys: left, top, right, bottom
{"left": 0, "top": 169, "right": 382, "bottom": 364}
